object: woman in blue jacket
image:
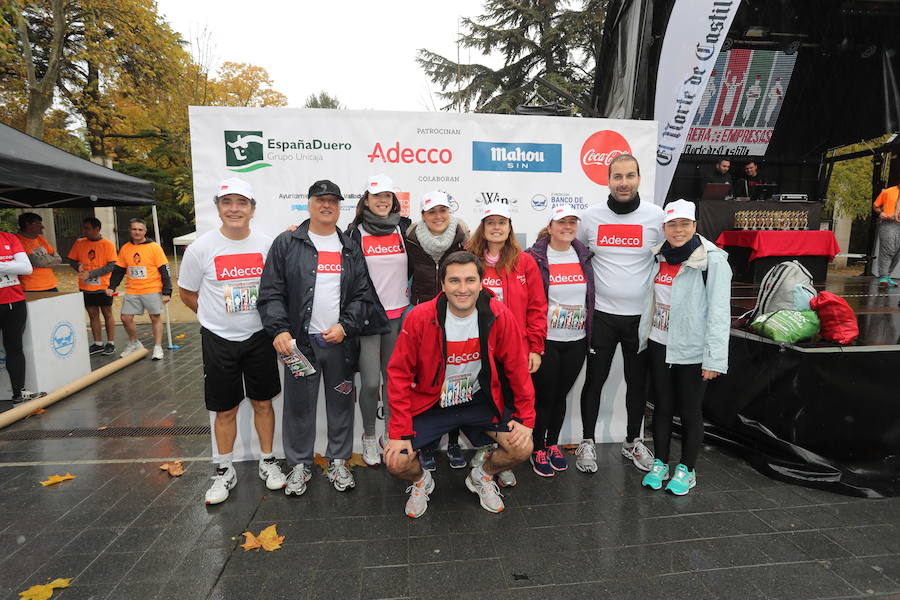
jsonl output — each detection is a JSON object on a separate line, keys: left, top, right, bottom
{"left": 638, "top": 200, "right": 732, "bottom": 495}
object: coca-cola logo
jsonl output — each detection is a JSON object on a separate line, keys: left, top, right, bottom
{"left": 580, "top": 130, "right": 632, "bottom": 186}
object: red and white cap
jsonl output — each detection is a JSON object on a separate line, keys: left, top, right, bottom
{"left": 481, "top": 201, "right": 511, "bottom": 220}
{"left": 663, "top": 199, "right": 696, "bottom": 223}
{"left": 367, "top": 174, "right": 395, "bottom": 195}
{"left": 550, "top": 204, "right": 580, "bottom": 221}
{"left": 217, "top": 177, "right": 253, "bottom": 200}
{"left": 421, "top": 191, "right": 450, "bottom": 212}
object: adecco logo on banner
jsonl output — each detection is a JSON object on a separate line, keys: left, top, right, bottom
{"left": 225, "top": 131, "right": 270, "bottom": 173}
{"left": 472, "top": 142, "right": 562, "bottom": 173}
{"left": 580, "top": 131, "right": 632, "bottom": 186}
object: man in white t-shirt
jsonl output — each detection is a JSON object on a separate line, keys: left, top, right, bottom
{"left": 178, "top": 177, "right": 285, "bottom": 505}
{"left": 576, "top": 154, "right": 664, "bottom": 474}
{"left": 258, "top": 180, "right": 373, "bottom": 497}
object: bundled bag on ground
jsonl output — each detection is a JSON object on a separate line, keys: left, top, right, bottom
{"left": 809, "top": 291, "right": 859, "bottom": 344}
{"left": 750, "top": 309, "right": 820, "bottom": 343}
{"left": 747, "top": 260, "right": 816, "bottom": 321}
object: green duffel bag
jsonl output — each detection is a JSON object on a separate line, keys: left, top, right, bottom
{"left": 750, "top": 309, "right": 821, "bottom": 343}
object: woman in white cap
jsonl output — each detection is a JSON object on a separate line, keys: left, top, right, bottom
{"left": 638, "top": 199, "right": 732, "bottom": 495}
{"left": 463, "top": 200, "right": 547, "bottom": 487}
{"left": 524, "top": 205, "right": 594, "bottom": 478}
{"left": 344, "top": 174, "right": 412, "bottom": 465}
{"left": 405, "top": 190, "right": 470, "bottom": 469}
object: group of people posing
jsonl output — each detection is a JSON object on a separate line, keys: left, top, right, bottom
{"left": 184, "top": 153, "right": 732, "bottom": 519}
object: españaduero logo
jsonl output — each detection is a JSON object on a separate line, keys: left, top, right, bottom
{"left": 472, "top": 141, "right": 562, "bottom": 173}
{"left": 225, "top": 130, "right": 352, "bottom": 173}
{"left": 51, "top": 321, "right": 76, "bottom": 359}
{"left": 225, "top": 131, "right": 270, "bottom": 173}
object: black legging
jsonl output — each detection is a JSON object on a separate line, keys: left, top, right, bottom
{"left": 532, "top": 338, "right": 587, "bottom": 447}
{"left": 647, "top": 339, "right": 706, "bottom": 470}
{"left": 579, "top": 311, "right": 648, "bottom": 442}
{"left": 0, "top": 301, "right": 27, "bottom": 395}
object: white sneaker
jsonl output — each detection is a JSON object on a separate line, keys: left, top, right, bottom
{"left": 258, "top": 458, "right": 286, "bottom": 490}
{"left": 465, "top": 468, "right": 505, "bottom": 513}
{"left": 285, "top": 464, "right": 312, "bottom": 496}
{"left": 151, "top": 345, "right": 164, "bottom": 360}
{"left": 328, "top": 459, "right": 355, "bottom": 492}
{"left": 362, "top": 435, "right": 381, "bottom": 466}
{"left": 622, "top": 439, "right": 654, "bottom": 472}
{"left": 470, "top": 445, "right": 493, "bottom": 468}
{"left": 404, "top": 470, "right": 435, "bottom": 519}
{"left": 496, "top": 470, "right": 517, "bottom": 488}
{"left": 575, "top": 439, "right": 598, "bottom": 473}
{"left": 204, "top": 467, "right": 236, "bottom": 504}
{"left": 120, "top": 340, "right": 144, "bottom": 358}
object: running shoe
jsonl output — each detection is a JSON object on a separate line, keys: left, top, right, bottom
{"left": 13, "top": 389, "right": 47, "bottom": 405}
{"left": 470, "top": 445, "right": 492, "bottom": 468}
{"left": 622, "top": 439, "right": 654, "bottom": 472}
{"left": 285, "top": 464, "right": 312, "bottom": 496}
{"left": 641, "top": 459, "right": 669, "bottom": 490}
{"left": 405, "top": 470, "right": 435, "bottom": 518}
{"left": 328, "top": 459, "right": 355, "bottom": 492}
{"left": 151, "top": 344, "right": 164, "bottom": 360}
{"left": 465, "top": 468, "right": 505, "bottom": 513}
{"left": 362, "top": 435, "right": 381, "bottom": 466}
{"left": 419, "top": 448, "right": 437, "bottom": 472}
{"left": 120, "top": 340, "right": 144, "bottom": 358}
{"left": 102, "top": 342, "right": 116, "bottom": 355}
{"left": 546, "top": 444, "right": 568, "bottom": 471}
{"left": 497, "top": 470, "right": 517, "bottom": 488}
{"left": 575, "top": 439, "right": 598, "bottom": 473}
{"left": 665, "top": 464, "right": 696, "bottom": 496}
{"left": 258, "top": 457, "right": 286, "bottom": 490}
{"left": 530, "top": 449, "right": 555, "bottom": 477}
{"left": 879, "top": 277, "right": 898, "bottom": 287}
{"left": 204, "top": 466, "right": 236, "bottom": 505}
{"left": 88, "top": 343, "right": 104, "bottom": 355}
{"left": 446, "top": 443, "right": 467, "bottom": 469}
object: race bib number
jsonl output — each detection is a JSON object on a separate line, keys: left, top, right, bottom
{"left": 84, "top": 275, "right": 101, "bottom": 286}
{"left": 0, "top": 273, "right": 19, "bottom": 288}
{"left": 128, "top": 266, "right": 147, "bottom": 279}
{"left": 652, "top": 303, "right": 671, "bottom": 333}
{"left": 440, "top": 373, "right": 475, "bottom": 408}
{"left": 550, "top": 303, "right": 585, "bottom": 330}
{"left": 223, "top": 282, "right": 259, "bottom": 313}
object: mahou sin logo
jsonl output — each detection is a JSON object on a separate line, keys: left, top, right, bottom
{"left": 580, "top": 130, "right": 632, "bottom": 186}
{"left": 214, "top": 253, "right": 264, "bottom": 280}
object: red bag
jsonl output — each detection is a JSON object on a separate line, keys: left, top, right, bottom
{"left": 809, "top": 291, "right": 859, "bottom": 344}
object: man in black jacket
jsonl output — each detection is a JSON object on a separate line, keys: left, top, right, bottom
{"left": 258, "top": 180, "right": 372, "bottom": 496}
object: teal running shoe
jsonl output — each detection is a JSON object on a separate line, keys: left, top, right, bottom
{"left": 665, "top": 464, "right": 696, "bottom": 495}
{"left": 642, "top": 459, "right": 669, "bottom": 490}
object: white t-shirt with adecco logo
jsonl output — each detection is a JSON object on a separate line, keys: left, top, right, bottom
{"left": 441, "top": 310, "right": 481, "bottom": 408}
{"left": 482, "top": 266, "right": 504, "bottom": 303}
{"left": 650, "top": 258, "right": 680, "bottom": 345}
{"left": 578, "top": 200, "right": 663, "bottom": 316}
{"left": 359, "top": 225, "right": 409, "bottom": 319}
{"left": 309, "top": 231, "right": 342, "bottom": 334}
{"left": 178, "top": 229, "right": 272, "bottom": 342}
{"left": 546, "top": 246, "right": 587, "bottom": 342}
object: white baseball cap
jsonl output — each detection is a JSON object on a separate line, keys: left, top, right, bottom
{"left": 367, "top": 174, "right": 395, "bottom": 195}
{"left": 216, "top": 177, "right": 253, "bottom": 200}
{"left": 663, "top": 199, "right": 696, "bottom": 223}
{"left": 482, "top": 201, "right": 511, "bottom": 220}
{"left": 421, "top": 191, "right": 450, "bottom": 212}
{"left": 550, "top": 204, "right": 580, "bottom": 221}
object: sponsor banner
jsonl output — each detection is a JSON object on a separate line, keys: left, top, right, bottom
{"left": 190, "top": 107, "right": 658, "bottom": 241}
{"left": 653, "top": 0, "right": 739, "bottom": 202}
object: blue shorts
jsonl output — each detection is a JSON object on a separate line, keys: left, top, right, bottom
{"left": 411, "top": 391, "right": 513, "bottom": 450}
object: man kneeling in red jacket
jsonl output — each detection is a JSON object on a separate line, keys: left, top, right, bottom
{"left": 384, "top": 251, "right": 535, "bottom": 518}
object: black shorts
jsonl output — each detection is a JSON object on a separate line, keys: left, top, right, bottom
{"left": 83, "top": 291, "right": 113, "bottom": 307}
{"left": 411, "top": 392, "right": 513, "bottom": 450}
{"left": 201, "top": 327, "right": 281, "bottom": 411}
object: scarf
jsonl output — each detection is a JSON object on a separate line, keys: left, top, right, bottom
{"left": 360, "top": 209, "right": 401, "bottom": 236}
{"left": 484, "top": 251, "right": 499, "bottom": 267}
{"left": 659, "top": 233, "right": 702, "bottom": 265}
{"left": 416, "top": 217, "right": 459, "bottom": 263}
{"left": 607, "top": 192, "right": 641, "bottom": 215}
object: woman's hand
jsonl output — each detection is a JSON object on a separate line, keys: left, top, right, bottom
{"left": 701, "top": 369, "right": 722, "bottom": 381}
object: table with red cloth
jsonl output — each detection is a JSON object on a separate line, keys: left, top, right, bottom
{"left": 714, "top": 230, "right": 841, "bottom": 283}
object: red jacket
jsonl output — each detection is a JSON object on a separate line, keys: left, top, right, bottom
{"left": 484, "top": 252, "right": 548, "bottom": 355}
{"left": 386, "top": 291, "right": 536, "bottom": 440}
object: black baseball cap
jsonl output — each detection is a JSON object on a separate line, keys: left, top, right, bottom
{"left": 308, "top": 179, "right": 344, "bottom": 201}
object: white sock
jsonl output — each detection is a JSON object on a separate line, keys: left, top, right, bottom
{"left": 260, "top": 452, "right": 275, "bottom": 462}
{"left": 474, "top": 465, "right": 489, "bottom": 480}
{"left": 218, "top": 452, "right": 233, "bottom": 472}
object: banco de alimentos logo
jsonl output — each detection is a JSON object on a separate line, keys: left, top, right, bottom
{"left": 225, "top": 131, "right": 271, "bottom": 173}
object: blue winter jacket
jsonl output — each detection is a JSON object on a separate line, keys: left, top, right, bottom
{"left": 638, "top": 235, "right": 732, "bottom": 374}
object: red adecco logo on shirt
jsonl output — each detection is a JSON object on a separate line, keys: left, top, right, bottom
{"left": 362, "top": 233, "right": 403, "bottom": 256}
{"left": 655, "top": 262, "right": 680, "bottom": 286}
{"left": 596, "top": 224, "right": 643, "bottom": 248}
{"left": 581, "top": 130, "right": 632, "bottom": 186}
{"left": 549, "top": 263, "right": 585, "bottom": 285}
{"left": 214, "top": 253, "right": 264, "bottom": 280}
{"left": 316, "top": 251, "right": 342, "bottom": 273}
{"left": 446, "top": 338, "right": 480, "bottom": 365}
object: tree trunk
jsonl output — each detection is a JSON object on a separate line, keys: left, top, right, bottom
{"left": 17, "top": 0, "right": 67, "bottom": 140}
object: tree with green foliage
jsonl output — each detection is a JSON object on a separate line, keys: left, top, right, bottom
{"left": 417, "top": 0, "right": 606, "bottom": 113}
{"left": 825, "top": 135, "right": 891, "bottom": 220}
{"left": 304, "top": 91, "right": 342, "bottom": 109}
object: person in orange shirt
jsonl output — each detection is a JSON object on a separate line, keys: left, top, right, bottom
{"left": 15, "top": 212, "right": 61, "bottom": 292}
{"left": 67, "top": 217, "right": 118, "bottom": 355}
{"left": 106, "top": 217, "right": 171, "bottom": 360}
{"left": 874, "top": 185, "right": 900, "bottom": 287}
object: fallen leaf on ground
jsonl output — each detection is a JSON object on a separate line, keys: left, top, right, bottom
{"left": 348, "top": 453, "right": 368, "bottom": 468}
{"left": 18, "top": 577, "right": 71, "bottom": 599}
{"left": 561, "top": 444, "right": 578, "bottom": 455}
{"left": 241, "top": 524, "right": 284, "bottom": 552}
{"left": 97, "top": 426, "right": 108, "bottom": 431}
{"left": 160, "top": 461, "right": 184, "bottom": 476}
{"left": 30, "top": 408, "right": 46, "bottom": 415}
{"left": 175, "top": 333, "right": 185, "bottom": 339}
{"left": 313, "top": 453, "right": 329, "bottom": 474}
{"left": 40, "top": 473, "right": 76, "bottom": 487}
{"left": 314, "top": 452, "right": 367, "bottom": 474}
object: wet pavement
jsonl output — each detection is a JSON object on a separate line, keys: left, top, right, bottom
{"left": 1, "top": 305, "right": 899, "bottom": 598}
